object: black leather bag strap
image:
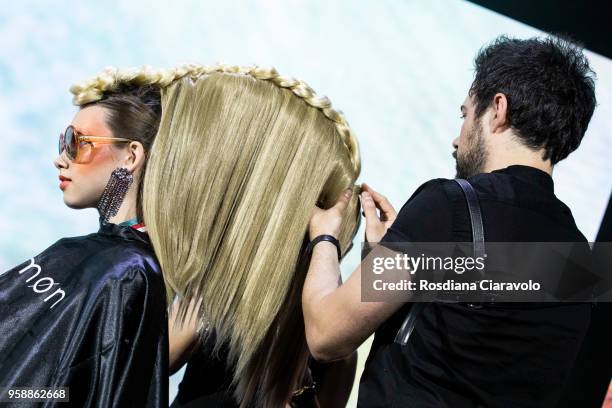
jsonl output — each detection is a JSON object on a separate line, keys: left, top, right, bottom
{"left": 394, "top": 179, "right": 485, "bottom": 345}
{"left": 394, "top": 302, "right": 425, "bottom": 345}
{"left": 454, "top": 179, "right": 486, "bottom": 262}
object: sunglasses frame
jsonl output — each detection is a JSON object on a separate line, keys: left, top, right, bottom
{"left": 59, "top": 125, "right": 133, "bottom": 162}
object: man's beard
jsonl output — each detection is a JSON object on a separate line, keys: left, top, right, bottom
{"left": 454, "top": 120, "right": 487, "bottom": 179}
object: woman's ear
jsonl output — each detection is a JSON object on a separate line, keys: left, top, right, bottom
{"left": 124, "top": 141, "right": 146, "bottom": 174}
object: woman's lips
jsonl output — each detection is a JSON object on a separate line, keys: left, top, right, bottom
{"left": 59, "top": 175, "right": 71, "bottom": 190}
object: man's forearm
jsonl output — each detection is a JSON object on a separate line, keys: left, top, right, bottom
{"left": 305, "top": 241, "right": 342, "bottom": 302}
{"left": 303, "top": 242, "right": 407, "bottom": 361}
{"left": 302, "top": 241, "right": 353, "bottom": 360}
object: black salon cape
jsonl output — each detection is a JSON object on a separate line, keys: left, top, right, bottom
{"left": 0, "top": 221, "right": 168, "bottom": 407}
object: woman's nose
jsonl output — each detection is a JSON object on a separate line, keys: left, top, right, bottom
{"left": 54, "top": 151, "right": 69, "bottom": 170}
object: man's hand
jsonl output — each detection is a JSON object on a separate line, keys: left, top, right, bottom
{"left": 309, "top": 188, "right": 353, "bottom": 240}
{"left": 303, "top": 184, "right": 407, "bottom": 361}
{"left": 361, "top": 183, "right": 397, "bottom": 243}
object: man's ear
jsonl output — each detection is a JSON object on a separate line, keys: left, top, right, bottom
{"left": 124, "top": 141, "right": 145, "bottom": 174}
{"left": 489, "top": 93, "right": 510, "bottom": 134}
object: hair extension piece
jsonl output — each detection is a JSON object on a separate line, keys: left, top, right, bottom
{"left": 73, "top": 64, "right": 361, "bottom": 407}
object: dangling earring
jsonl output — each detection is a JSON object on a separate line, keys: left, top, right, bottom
{"left": 98, "top": 167, "right": 134, "bottom": 224}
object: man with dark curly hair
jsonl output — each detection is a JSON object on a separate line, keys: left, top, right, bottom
{"left": 304, "top": 35, "right": 597, "bottom": 407}
{"left": 454, "top": 35, "right": 596, "bottom": 178}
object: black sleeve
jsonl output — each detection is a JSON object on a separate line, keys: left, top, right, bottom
{"left": 57, "top": 267, "right": 168, "bottom": 408}
{"left": 381, "top": 179, "right": 454, "bottom": 243}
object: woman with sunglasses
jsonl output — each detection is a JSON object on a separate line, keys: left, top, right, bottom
{"left": 0, "top": 80, "right": 168, "bottom": 407}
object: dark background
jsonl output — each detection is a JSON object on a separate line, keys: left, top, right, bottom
{"left": 468, "top": 0, "right": 612, "bottom": 59}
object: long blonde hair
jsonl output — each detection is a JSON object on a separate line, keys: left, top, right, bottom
{"left": 72, "top": 64, "right": 361, "bottom": 406}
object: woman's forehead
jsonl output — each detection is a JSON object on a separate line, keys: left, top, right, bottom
{"left": 71, "top": 105, "right": 112, "bottom": 136}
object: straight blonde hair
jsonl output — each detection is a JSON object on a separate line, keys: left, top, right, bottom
{"left": 73, "top": 64, "right": 361, "bottom": 407}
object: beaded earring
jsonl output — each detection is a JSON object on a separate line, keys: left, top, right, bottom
{"left": 98, "top": 167, "right": 133, "bottom": 223}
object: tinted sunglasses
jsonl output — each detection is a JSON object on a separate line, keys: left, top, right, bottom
{"left": 59, "top": 125, "right": 133, "bottom": 162}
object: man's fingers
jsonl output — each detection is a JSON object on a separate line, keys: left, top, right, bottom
{"left": 361, "top": 191, "right": 379, "bottom": 222}
{"left": 332, "top": 188, "right": 353, "bottom": 213}
{"left": 362, "top": 183, "right": 397, "bottom": 219}
{"left": 373, "top": 194, "right": 397, "bottom": 220}
{"left": 361, "top": 182, "right": 375, "bottom": 194}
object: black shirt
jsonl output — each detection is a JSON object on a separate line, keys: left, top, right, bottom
{"left": 173, "top": 333, "right": 326, "bottom": 408}
{"left": 0, "top": 221, "right": 168, "bottom": 407}
{"left": 171, "top": 332, "right": 238, "bottom": 408}
{"left": 357, "top": 166, "right": 591, "bottom": 408}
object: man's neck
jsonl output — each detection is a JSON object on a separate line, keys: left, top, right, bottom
{"left": 485, "top": 159, "right": 553, "bottom": 176}
{"left": 484, "top": 147, "right": 553, "bottom": 176}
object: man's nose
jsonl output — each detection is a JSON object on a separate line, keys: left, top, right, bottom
{"left": 452, "top": 137, "right": 459, "bottom": 149}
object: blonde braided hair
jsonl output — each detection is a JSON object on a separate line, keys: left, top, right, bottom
{"left": 71, "top": 64, "right": 362, "bottom": 406}
{"left": 70, "top": 64, "right": 361, "bottom": 175}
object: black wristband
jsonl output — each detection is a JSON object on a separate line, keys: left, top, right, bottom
{"left": 306, "top": 234, "right": 342, "bottom": 261}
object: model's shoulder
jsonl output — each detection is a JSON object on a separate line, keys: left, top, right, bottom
{"left": 49, "top": 232, "right": 157, "bottom": 270}
{"left": 54, "top": 233, "right": 163, "bottom": 288}
{"left": 95, "top": 242, "right": 161, "bottom": 280}
{"left": 79, "top": 251, "right": 164, "bottom": 305}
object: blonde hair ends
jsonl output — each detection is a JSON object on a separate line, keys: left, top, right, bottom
{"left": 139, "top": 66, "right": 360, "bottom": 406}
